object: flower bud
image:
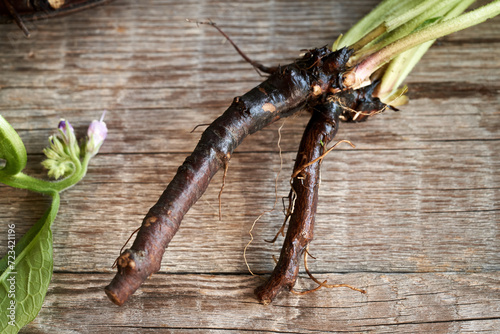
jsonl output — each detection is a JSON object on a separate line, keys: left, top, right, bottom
{"left": 58, "top": 119, "right": 74, "bottom": 137}
{"left": 42, "top": 120, "right": 80, "bottom": 179}
{"left": 57, "top": 119, "right": 80, "bottom": 158}
{"left": 86, "top": 112, "right": 108, "bottom": 157}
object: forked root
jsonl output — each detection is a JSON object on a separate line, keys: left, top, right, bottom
{"left": 291, "top": 247, "right": 366, "bottom": 295}
{"left": 255, "top": 100, "right": 342, "bottom": 304}
{"left": 255, "top": 83, "right": 386, "bottom": 304}
{"left": 105, "top": 47, "right": 361, "bottom": 306}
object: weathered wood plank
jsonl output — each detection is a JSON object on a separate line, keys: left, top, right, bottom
{"left": 23, "top": 272, "right": 500, "bottom": 333}
{"left": 1, "top": 138, "right": 498, "bottom": 274}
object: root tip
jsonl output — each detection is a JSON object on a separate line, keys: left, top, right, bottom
{"left": 104, "top": 286, "right": 125, "bottom": 306}
{"left": 254, "top": 282, "right": 284, "bottom": 305}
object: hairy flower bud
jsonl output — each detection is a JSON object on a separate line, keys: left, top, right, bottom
{"left": 86, "top": 112, "right": 108, "bottom": 157}
{"left": 58, "top": 119, "right": 74, "bottom": 136}
{"left": 42, "top": 118, "right": 85, "bottom": 179}
{"left": 42, "top": 133, "right": 75, "bottom": 179}
{"left": 58, "top": 119, "right": 77, "bottom": 147}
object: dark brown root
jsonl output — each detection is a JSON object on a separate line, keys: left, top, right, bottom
{"left": 264, "top": 212, "right": 289, "bottom": 244}
{"left": 0, "top": 0, "right": 114, "bottom": 34}
{"left": 218, "top": 156, "right": 230, "bottom": 221}
{"left": 105, "top": 47, "right": 354, "bottom": 306}
{"left": 2, "top": 0, "right": 30, "bottom": 36}
{"left": 255, "top": 84, "right": 386, "bottom": 304}
{"left": 254, "top": 99, "right": 343, "bottom": 304}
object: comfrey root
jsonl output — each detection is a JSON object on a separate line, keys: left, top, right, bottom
{"left": 105, "top": 47, "right": 355, "bottom": 306}
{"left": 255, "top": 84, "right": 386, "bottom": 304}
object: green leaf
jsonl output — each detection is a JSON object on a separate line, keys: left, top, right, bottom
{"left": 0, "top": 115, "right": 27, "bottom": 176}
{"left": 0, "top": 116, "right": 105, "bottom": 330}
{"left": 0, "top": 192, "right": 60, "bottom": 333}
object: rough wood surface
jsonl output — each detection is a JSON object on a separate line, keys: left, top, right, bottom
{"left": 0, "top": 0, "right": 499, "bottom": 332}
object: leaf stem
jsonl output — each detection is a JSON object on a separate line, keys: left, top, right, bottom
{"left": 0, "top": 153, "right": 91, "bottom": 194}
{"left": 384, "top": 0, "right": 443, "bottom": 31}
{"left": 338, "top": 0, "right": 446, "bottom": 49}
{"left": 337, "top": 0, "right": 404, "bottom": 48}
{"left": 375, "top": 0, "right": 476, "bottom": 98}
{"left": 346, "top": 0, "right": 500, "bottom": 88}
{"left": 351, "top": 0, "right": 463, "bottom": 65}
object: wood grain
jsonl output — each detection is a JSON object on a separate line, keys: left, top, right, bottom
{"left": 26, "top": 273, "right": 500, "bottom": 333}
{"left": 0, "top": 0, "right": 499, "bottom": 332}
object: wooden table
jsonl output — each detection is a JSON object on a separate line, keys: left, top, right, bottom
{"left": 1, "top": 0, "right": 499, "bottom": 332}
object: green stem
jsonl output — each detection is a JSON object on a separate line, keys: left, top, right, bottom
{"left": 349, "top": 23, "right": 386, "bottom": 51}
{"left": 384, "top": 0, "right": 442, "bottom": 31}
{"left": 337, "top": 0, "right": 407, "bottom": 48}
{"left": 0, "top": 154, "right": 91, "bottom": 194}
{"left": 376, "top": 0, "right": 476, "bottom": 98}
{"left": 349, "top": 0, "right": 500, "bottom": 88}
{"left": 0, "top": 115, "right": 27, "bottom": 175}
{"left": 338, "top": 0, "right": 449, "bottom": 49}
{"left": 352, "top": 0, "right": 463, "bottom": 64}
{"left": 376, "top": 40, "right": 434, "bottom": 99}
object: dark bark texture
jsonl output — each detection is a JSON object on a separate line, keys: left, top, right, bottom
{"left": 255, "top": 100, "right": 342, "bottom": 304}
{"left": 0, "top": 0, "right": 113, "bottom": 23}
{"left": 255, "top": 85, "right": 386, "bottom": 303}
{"left": 105, "top": 47, "right": 354, "bottom": 306}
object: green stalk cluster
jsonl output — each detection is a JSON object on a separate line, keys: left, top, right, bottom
{"left": 335, "top": 0, "right": 500, "bottom": 103}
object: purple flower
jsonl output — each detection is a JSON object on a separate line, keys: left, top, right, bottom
{"left": 58, "top": 119, "right": 74, "bottom": 134}
{"left": 86, "top": 111, "right": 108, "bottom": 157}
{"left": 57, "top": 119, "right": 76, "bottom": 146}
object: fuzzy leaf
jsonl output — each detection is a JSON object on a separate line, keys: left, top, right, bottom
{"left": 0, "top": 193, "right": 59, "bottom": 333}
